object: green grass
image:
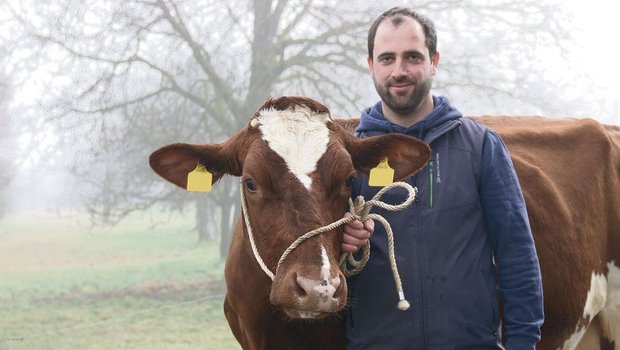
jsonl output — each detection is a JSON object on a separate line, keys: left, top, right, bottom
{"left": 0, "top": 211, "right": 241, "bottom": 350}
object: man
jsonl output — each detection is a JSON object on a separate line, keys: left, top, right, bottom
{"left": 342, "top": 7, "right": 544, "bottom": 349}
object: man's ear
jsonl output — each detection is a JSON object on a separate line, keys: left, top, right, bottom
{"left": 367, "top": 56, "right": 375, "bottom": 79}
{"left": 431, "top": 51, "right": 440, "bottom": 75}
{"left": 345, "top": 133, "right": 431, "bottom": 180}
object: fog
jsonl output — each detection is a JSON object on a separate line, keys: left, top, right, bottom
{"left": 1, "top": 1, "right": 616, "bottom": 220}
{"left": 2, "top": 0, "right": 619, "bottom": 236}
{"left": 0, "top": 1, "right": 618, "bottom": 346}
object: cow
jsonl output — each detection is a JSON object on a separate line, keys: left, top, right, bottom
{"left": 150, "top": 96, "right": 620, "bottom": 350}
{"left": 470, "top": 116, "right": 620, "bottom": 350}
{"left": 149, "top": 96, "right": 432, "bottom": 350}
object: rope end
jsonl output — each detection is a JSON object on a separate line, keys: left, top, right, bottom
{"left": 397, "top": 299, "right": 410, "bottom": 311}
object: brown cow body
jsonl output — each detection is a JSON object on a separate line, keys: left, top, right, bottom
{"left": 150, "top": 96, "right": 431, "bottom": 350}
{"left": 471, "top": 116, "right": 620, "bottom": 350}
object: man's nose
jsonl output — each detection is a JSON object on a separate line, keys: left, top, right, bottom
{"left": 391, "top": 59, "right": 408, "bottom": 78}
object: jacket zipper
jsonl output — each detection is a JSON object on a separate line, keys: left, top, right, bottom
{"left": 428, "top": 160, "right": 434, "bottom": 208}
{"left": 415, "top": 188, "right": 426, "bottom": 349}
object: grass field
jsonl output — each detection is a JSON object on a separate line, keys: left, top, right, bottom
{"left": 0, "top": 211, "right": 241, "bottom": 350}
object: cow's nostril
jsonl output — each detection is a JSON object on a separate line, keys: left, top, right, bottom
{"left": 291, "top": 273, "right": 307, "bottom": 297}
{"left": 333, "top": 274, "right": 345, "bottom": 298}
{"left": 296, "top": 273, "right": 341, "bottom": 300}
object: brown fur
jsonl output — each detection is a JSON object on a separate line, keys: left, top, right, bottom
{"left": 471, "top": 116, "right": 620, "bottom": 350}
{"left": 150, "top": 96, "right": 430, "bottom": 350}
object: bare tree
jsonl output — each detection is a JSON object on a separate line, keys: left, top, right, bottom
{"left": 0, "top": 79, "right": 13, "bottom": 218}
{"left": 0, "top": 14, "right": 18, "bottom": 218}
{"left": 3, "top": 0, "right": 374, "bottom": 256}
{"left": 4, "top": 0, "right": 579, "bottom": 256}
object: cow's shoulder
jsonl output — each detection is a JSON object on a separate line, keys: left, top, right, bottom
{"left": 468, "top": 115, "right": 610, "bottom": 137}
{"left": 468, "top": 116, "right": 618, "bottom": 159}
{"left": 469, "top": 116, "right": 620, "bottom": 237}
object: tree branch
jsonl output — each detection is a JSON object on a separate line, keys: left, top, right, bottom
{"left": 155, "top": 0, "right": 241, "bottom": 116}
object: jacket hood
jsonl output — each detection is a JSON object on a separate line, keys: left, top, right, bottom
{"left": 356, "top": 96, "right": 462, "bottom": 139}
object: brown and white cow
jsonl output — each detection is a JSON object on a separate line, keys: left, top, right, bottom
{"left": 151, "top": 95, "right": 620, "bottom": 349}
{"left": 471, "top": 116, "right": 620, "bottom": 350}
{"left": 149, "top": 96, "right": 431, "bottom": 350}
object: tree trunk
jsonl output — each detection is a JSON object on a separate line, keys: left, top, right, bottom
{"left": 195, "top": 196, "right": 212, "bottom": 242}
{"left": 219, "top": 179, "right": 239, "bottom": 259}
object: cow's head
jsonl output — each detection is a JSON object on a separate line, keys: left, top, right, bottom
{"left": 149, "top": 96, "right": 430, "bottom": 319}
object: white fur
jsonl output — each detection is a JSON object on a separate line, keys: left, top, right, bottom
{"left": 560, "top": 261, "right": 620, "bottom": 350}
{"left": 320, "top": 245, "right": 331, "bottom": 281}
{"left": 258, "top": 106, "right": 330, "bottom": 190}
{"left": 599, "top": 262, "right": 620, "bottom": 344}
{"left": 298, "top": 311, "right": 320, "bottom": 319}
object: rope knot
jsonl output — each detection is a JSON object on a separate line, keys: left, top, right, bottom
{"left": 348, "top": 196, "right": 372, "bottom": 221}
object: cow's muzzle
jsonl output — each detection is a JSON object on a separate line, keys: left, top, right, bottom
{"left": 271, "top": 271, "right": 347, "bottom": 319}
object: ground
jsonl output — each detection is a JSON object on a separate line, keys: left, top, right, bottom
{"left": 0, "top": 211, "right": 240, "bottom": 350}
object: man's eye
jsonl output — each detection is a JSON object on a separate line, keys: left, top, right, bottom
{"left": 408, "top": 55, "right": 422, "bottom": 62}
{"left": 244, "top": 179, "right": 257, "bottom": 192}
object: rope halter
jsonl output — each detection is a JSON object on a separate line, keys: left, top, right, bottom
{"left": 240, "top": 181, "right": 418, "bottom": 311}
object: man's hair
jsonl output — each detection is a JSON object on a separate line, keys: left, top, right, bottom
{"left": 367, "top": 7, "right": 437, "bottom": 60}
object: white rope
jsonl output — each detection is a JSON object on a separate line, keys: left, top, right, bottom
{"left": 240, "top": 180, "right": 276, "bottom": 280}
{"left": 240, "top": 181, "right": 417, "bottom": 311}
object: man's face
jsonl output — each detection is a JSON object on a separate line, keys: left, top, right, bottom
{"left": 368, "top": 17, "right": 439, "bottom": 116}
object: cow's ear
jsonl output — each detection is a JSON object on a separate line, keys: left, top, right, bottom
{"left": 345, "top": 133, "right": 431, "bottom": 181}
{"left": 149, "top": 143, "right": 225, "bottom": 190}
{"left": 149, "top": 129, "right": 255, "bottom": 189}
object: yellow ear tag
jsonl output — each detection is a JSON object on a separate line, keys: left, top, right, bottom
{"left": 187, "top": 163, "right": 212, "bottom": 192}
{"left": 368, "top": 157, "right": 394, "bottom": 187}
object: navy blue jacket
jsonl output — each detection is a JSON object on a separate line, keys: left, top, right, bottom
{"left": 346, "top": 97, "right": 544, "bottom": 350}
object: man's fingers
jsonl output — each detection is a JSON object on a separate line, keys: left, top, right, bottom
{"left": 342, "top": 231, "right": 368, "bottom": 245}
{"left": 344, "top": 212, "right": 364, "bottom": 230}
{"left": 363, "top": 219, "right": 375, "bottom": 233}
{"left": 342, "top": 212, "right": 373, "bottom": 253}
{"left": 344, "top": 224, "right": 370, "bottom": 240}
{"left": 341, "top": 243, "right": 360, "bottom": 254}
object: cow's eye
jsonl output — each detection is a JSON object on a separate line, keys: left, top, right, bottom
{"left": 244, "top": 179, "right": 257, "bottom": 193}
{"left": 345, "top": 175, "right": 356, "bottom": 188}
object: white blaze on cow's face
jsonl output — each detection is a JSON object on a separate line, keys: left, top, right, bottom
{"left": 257, "top": 106, "right": 331, "bottom": 190}
{"left": 320, "top": 245, "right": 332, "bottom": 282}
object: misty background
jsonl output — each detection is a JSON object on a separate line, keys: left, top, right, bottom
{"left": 2, "top": 0, "right": 618, "bottom": 245}
{"left": 0, "top": 0, "right": 618, "bottom": 348}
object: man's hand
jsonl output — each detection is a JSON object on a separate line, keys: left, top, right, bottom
{"left": 342, "top": 212, "right": 375, "bottom": 253}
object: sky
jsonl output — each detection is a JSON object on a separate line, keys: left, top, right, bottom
{"left": 556, "top": 0, "right": 620, "bottom": 122}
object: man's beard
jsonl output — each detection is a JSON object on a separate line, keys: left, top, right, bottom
{"left": 374, "top": 75, "right": 433, "bottom": 116}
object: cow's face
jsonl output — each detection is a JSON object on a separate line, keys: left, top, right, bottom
{"left": 149, "top": 96, "right": 430, "bottom": 319}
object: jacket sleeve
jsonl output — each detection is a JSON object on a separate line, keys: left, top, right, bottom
{"left": 479, "top": 130, "right": 544, "bottom": 349}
